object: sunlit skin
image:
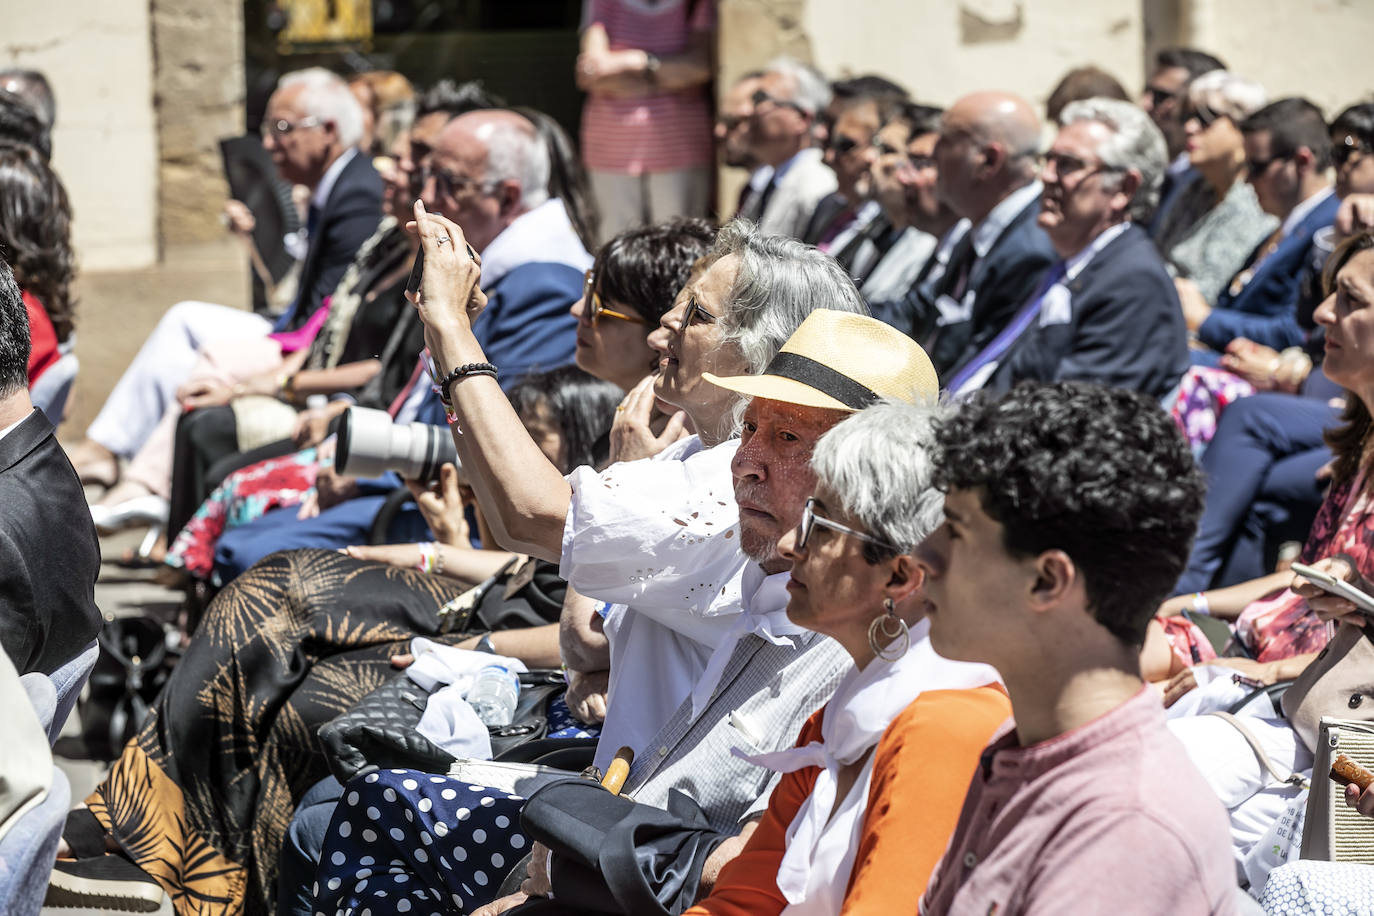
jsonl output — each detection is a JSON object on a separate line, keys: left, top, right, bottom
{"left": 777, "top": 485, "right": 923, "bottom": 668}
{"left": 933, "top": 92, "right": 1041, "bottom": 224}
{"left": 570, "top": 280, "right": 653, "bottom": 392}
{"left": 261, "top": 83, "right": 340, "bottom": 187}
{"left": 1244, "top": 129, "right": 1303, "bottom": 219}
{"left": 717, "top": 76, "right": 762, "bottom": 170}
{"left": 647, "top": 257, "right": 747, "bottom": 444}
{"left": 869, "top": 119, "right": 913, "bottom": 225}
{"left": 419, "top": 110, "right": 533, "bottom": 254}
{"left": 1037, "top": 119, "right": 1138, "bottom": 259}
{"left": 402, "top": 111, "right": 453, "bottom": 197}
{"left": 1314, "top": 248, "right": 1374, "bottom": 401}
{"left": 898, "top": 131, "right": 947, "bottom": 233}
{"left": 1184, "top": 110, "right": 1245, "bottom": 194}
{"left": 749, "top": 70, "right": 813, "bottom": 168}
{"left": 731, "top": 398, "right": 850, "bottom": 573}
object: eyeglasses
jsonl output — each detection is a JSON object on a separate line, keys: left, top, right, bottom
{"left": 751, "top": 89, "right": 807, "bottom": 117}
{"left": 1333, "top": 134, "right": 1374, "bottom": 167}
{"left": 261, "top": 115, "right": 322, "bottom": 136}
{"left": 796, "top": 497, "right": 901, "bottom": 553}
{"left": 420, "top": 163, "right": 498, "bottom": 199}
{"left": 1183, "top": 103, "right": 1222, "bottom": 129}
{"left": 581, "top": 270, "right": 641, "bottom": 325}
{"left": 1040, "top": 151, "right": 1116, "bottom": 185}
{"left": 682, "top": 293, "right": 718, "bottom": 327}
{"left": 1144, "top": 85, "right": 1180, "bottom": 108}
{"left": 873, "top": 140, "right": 937, "bottom": 172}
{"left": 1245, "top": 152, "right": 1292, "bottom": 178}
{"left": 827, "top": 134, "right": 863, "bottom": 156}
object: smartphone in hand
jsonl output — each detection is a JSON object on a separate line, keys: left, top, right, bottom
{"left": 1290, "top": 561, "right": 1374, "bottom": 616}
{"left": 405, "top": 248, "right": 425, "bottom": 299}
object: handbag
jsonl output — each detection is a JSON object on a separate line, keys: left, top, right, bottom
{"left": 318, "top": 669, "right": 569, "bottom": 783}
{"left": 79, "top": 615, "right": 177, "bottom": 760}
{"left": 1281, "top": 621, "right": 1374, "bottom": 754}
{"left": 1300, "top": 716, "right": 1374, "bottom": 862}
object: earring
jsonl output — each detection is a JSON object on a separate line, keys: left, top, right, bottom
{"left": 868, "top": 596, "right": 910, "bottom": 661}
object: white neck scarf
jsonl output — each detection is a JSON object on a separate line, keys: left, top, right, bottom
{"left": 735, "top": 619, "right": 1000, "bottom": 912}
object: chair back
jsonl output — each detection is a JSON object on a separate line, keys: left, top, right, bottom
{"left": 29, "top": 351, "right": 79, "bottom": 424}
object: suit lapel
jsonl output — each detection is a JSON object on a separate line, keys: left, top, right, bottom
{"left": 0, "top": 410, "right": 53, "bottom": 476}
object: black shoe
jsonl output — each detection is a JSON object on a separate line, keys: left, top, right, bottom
{"left": 45, "top": 854, "right": 164, "bottom": 912}
{"left": 60, "top": 808, "right": 109, "bottom": 859}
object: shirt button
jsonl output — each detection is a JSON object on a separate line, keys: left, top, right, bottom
{"left": 963, "top": 852, "right": 978, "bottom": 869}
{"left": 658, "top": 746, "right": 669, "bottom": 757}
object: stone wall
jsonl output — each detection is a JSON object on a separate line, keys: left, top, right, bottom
{"left": 151, "top": 0, "right": 246, "bottom": 247}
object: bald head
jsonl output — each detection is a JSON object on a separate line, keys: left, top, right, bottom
{"left": 934, "top": 91, "right": 1043, "bottom": 223}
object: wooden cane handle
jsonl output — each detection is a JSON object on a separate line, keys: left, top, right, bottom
{"left": 600, "top": 746, "right": 634, "bottom": 795}
{"left": 1332, "top": 753, "right": 1374, "bottom": 790}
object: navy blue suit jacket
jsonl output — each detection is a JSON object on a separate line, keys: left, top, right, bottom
{"left": 917, "top": 195, "right": 1056, "bottom": 379}
{"left": 989, "top": 223, "right": 1189, "bottom": 399}
{"left": 475, "top": 262, "right": 583, "bottom": 389}
{"left": 1196, "top": 190, "right": 1339, "bottom": 351}
{"left": 274, "top": 151, "right": 384, "bottom": 332}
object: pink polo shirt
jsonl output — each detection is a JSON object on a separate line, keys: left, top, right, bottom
{"left": 920, "top": 687, "right": 1239, "bottom": 916}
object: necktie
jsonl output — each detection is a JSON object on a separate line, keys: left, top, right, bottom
{"left": 947, "top": 259, "right": 1068, "bottom": 393}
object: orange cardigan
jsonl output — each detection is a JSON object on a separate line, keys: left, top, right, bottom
{"left": 685, "top": 685, "right": 1010, "bottom": 916}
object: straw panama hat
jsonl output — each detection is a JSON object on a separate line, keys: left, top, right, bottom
{"left": 702, "top": 309, "right": 939, "bottom": 411}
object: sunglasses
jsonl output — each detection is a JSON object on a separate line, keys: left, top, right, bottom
{"left": 797, "top": 497, "right": 900, "bottom": 553}
{"left": 580, "top": 270, "right": 641, "bottom": 325}
{"left": 1333, "top": 134, "right": 1374, "bottom": 167}
{"left": 1246, "top": 152, "right": 1292, "bottom": 178}
{"left": 827, "top": 134, "right": 863, "bottom": 156}
{"left": 261, "top": 115, "right": 322, "bottom": 136}
{"left": 751, "top": 89, "right": 807, "bottom": 117}
{"left": 1144, "top": 85, "right": 1180, "bottom": 108}
{"left": 1183, "top": 104, "right": 1223, "bottom": 129}
{"left": 682, "top": 293, "right": 718, "bottom": 327}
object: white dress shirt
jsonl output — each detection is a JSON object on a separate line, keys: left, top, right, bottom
{"left": 561, "top": 435, "right": 803, "bottom": 770}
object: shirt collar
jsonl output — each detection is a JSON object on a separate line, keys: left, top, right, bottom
{"left": 310, "top": 146, "right": 358, "bottom": 211}
{"left": 1280, "top": 185, "right": 1335, "bottom": 241}
{"left": 1062, "top": 220, "right": 1131, "bottom": 283}
{"left": 981, "top": 685, "right": 1159, "bottom": 782}
{"left": 1167, "top": 151, "right": 1192, "bottom": 177}
{"left": 935, "top": 218, "right": 971, "bottom": 265}
{"left": 769, "top": 147, "right": 813, "bottom": 186}
{"left": 972, "top": 180, "right": 1043, "bottom": 258}
{"left": 479, "top": 197, "right": 594, "bottom": 287}
{"left": 748, "top": 164, "right": 775, "bottom": 192}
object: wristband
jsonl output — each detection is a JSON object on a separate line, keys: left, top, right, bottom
{"left": 416, "top": 541, "right": 439, "bottom": 574}
{"left": 1190, "top": 591, "right": 1211, "bottom": 616}
{"left": 431, "top": 362, "right": 499, "bottom": 406}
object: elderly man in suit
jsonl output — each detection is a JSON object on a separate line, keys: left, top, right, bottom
{"left": 1179, "top": 97, "right": 1339, "bottom": 357}
{"left": 950, "top": 98, "right": 1188, "bottom": 399}
{"left": 734, "top": 58, "right": 837, "bottom": 240}
{"left": 68, "top": 67, "right": 383, "bottom": 503}
{"left": 911, "top": 91, "right": 1057, "bottom": 379}
{"left": 0, "top": 257, "right": 100, "bottom": 676}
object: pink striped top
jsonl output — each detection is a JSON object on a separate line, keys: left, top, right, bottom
{"left": 580, "top": 0, "right": 715, "bottom": 175}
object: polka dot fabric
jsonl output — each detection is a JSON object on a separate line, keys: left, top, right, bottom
{"left": 1260, "top": 860, "right": 1374, "bottom": 915}
{"left": 313, "top": 769, "right": 528, "bottom": 915}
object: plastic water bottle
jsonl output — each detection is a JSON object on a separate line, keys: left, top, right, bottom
{"left": 466, "top": 665, "right": 520, "bottom": 726}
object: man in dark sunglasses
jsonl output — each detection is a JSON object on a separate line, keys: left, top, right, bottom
{"left": 1138, "top": 46, "right": 1226, "bottom": 165}
{"left": 733, "top": 58, "right": 837, "bottom": 241}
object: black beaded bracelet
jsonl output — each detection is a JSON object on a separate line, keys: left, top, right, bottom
{"left": 437, "top": 362, "right": 498, "bottom": 404}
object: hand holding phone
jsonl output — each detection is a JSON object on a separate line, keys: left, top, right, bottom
{"left": 1290, "top": 560, "right": 1374, "bottom": 616}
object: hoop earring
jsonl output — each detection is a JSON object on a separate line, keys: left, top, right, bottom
{"left": 868, "top": 596, "right": 910, "bottom": 661}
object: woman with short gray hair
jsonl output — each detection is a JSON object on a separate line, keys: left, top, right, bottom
{"left": 1154, "top": 70, "right": 1278, "bottom": 303}
{"left": 686, "top": 400, "right": 1008, "bottom": 913}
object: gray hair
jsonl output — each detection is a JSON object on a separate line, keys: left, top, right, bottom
{"left": 1188, "top": 69, "right": 1267, "bottom": 124}
{"left": 479, "top": 117, "right": 550, "bottom": 209}
{"left": 811, "top": 399, "right": 948, "bottom": 558}
{"left": 278, "top": 68, "right": 366, "bottom": 149}
{"left": 1059, "top": 97, "right": 1168, "bottom": 222}
{"left": 710, "top": 219, "right": 868, "bottom": 375}
{"left": 763, "top": 57, "right": 832, "bottom": 116}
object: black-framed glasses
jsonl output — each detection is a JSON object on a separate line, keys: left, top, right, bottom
{"left": 751, "top": 89, "right": 807, "bottom": 117}
{"left": 581, "top": 270, "right": 641, "bottom": 325}
{"left": 1334, "top": 134, "right": 1374, "bottom": 167}
{"left": 261, "top": 115, "right": 322, "bottom": 136}
{"left": 1144, "top": 84, "right": 1180, "bottom": 108}
{"left": 1246, "top": 152, "right": 1292, "bottom": 178}
{"left": 827, "top": 133, "right": 862, "bottom": 156}
{"left": 1040, "top": 152, "right": 1117, "bottom": 185}
{"left": 1183, "top": 103, "right": 1223, "bottom": 129}
{"left": 797, "top": 497, "right": 901, "bottom": 552}
{"left": 420, "top": 163, "right": 497, "bottom": 199}
{"left": 683, "top": 294, "right": 718, "bottom": 326}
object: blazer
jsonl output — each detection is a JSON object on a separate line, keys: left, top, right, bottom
{"left": 1197, "top": 189, "right": 1339, "bottom": 352}
{"left": 799, "top": 191, "right": 850, "bottom": 245}
{"left": 755, "top": 148, "right": 838, "bottom": 241}
{"left": 0, "top": 409, "right": 102, "bottom": 674}
{"left": 988, "top": 223, "right": 1189, "bottom": 400}
{"left": 918, "top": 194, "right": 1056, "bottom": 379}
{"left": 274, "top": 150, "right": 384, "bottom": 333}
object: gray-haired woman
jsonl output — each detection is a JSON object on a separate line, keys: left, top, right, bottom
{"left": 685, "top": 400, "right": 1009, "bottom": 915}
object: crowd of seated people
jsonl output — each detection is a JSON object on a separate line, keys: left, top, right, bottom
{"left": 4, "top": 31, "right": 1374, "bottom": 916}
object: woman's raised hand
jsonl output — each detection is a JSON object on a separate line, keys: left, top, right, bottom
{"left": 406, "top": 200, "right": 487, "bottom": 342}
{"left": 608, "top": 375, "right": 689, "bottom": 464}
{"left": 1290, "top": 554, "right": 1373, "bottom": 628}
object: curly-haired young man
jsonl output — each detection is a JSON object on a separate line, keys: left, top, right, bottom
{"left": 916, "top": 382, "right": 1242, "bottom": 915}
